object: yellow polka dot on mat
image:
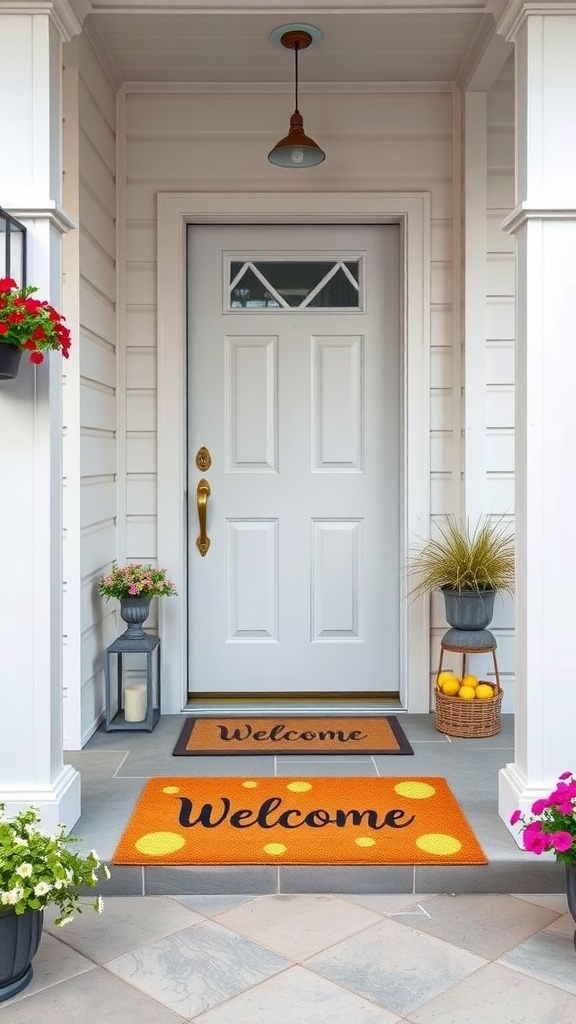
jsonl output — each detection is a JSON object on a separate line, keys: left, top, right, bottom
{"left": 416, "top": 833, "right": 462, "bottom": 856}
{"left": 394, "top": 781, "right": 436, "bottom": 800}
{"left": 162, "top": 786, "right": 180, "bottom": 794}
{"left": 263, "top": 843, "right": 287, "bottom": 857}
{"left": 135, "top": 831, "right": 186, "bottom": 856}
{"left": 287, "top": 781, "right": 312, "bottom": 792}
{"left": 355, "top": 837, "right": 376, "bottom": 848}
{"left": 242, "top": 781, "right": 258, "bottom": 788}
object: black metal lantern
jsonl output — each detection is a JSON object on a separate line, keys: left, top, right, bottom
{"left": 105, "top": 631, "right": 161, "bottom": 732}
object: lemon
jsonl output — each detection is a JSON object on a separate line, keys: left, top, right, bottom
{"left": 437, "top": 671, "right": 458, "bottom": 689}
{"left": 441, "top": 679, "right": 460, "bottom": 696}
{"left": 475, "top": 683, "right": 494, "bottom": 700}
{"left": 458, "top": 685, "right": 476, "bottom": 700}
{"left": 462, "top": 674, "right": 479, "bottom": 689}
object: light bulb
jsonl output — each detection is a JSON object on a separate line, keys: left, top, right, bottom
{"left": 290, "top": 149, "right": 304, "bottom": 165}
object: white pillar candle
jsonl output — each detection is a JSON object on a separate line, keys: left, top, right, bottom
{"left": 124, "top": 685, "right": 147, "bottom": 722}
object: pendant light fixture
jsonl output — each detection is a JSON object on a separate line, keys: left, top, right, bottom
{"left": 268, "top": 25, "right": 325, "bottom": 168}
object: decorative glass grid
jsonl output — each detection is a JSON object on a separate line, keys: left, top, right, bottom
{"left": 228, "top": 259, "right": 361, "bottom": 310}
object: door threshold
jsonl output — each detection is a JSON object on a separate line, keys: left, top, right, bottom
{"left": 183, "top": 695, "right": 403, "bottom": 716}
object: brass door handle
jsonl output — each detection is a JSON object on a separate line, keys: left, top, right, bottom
{"left": 196, "top": 478, "right": 211, "bottom": 556}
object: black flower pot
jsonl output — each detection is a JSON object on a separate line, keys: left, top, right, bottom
{"left": 0, "top": 346, "right": 22, "bottom": 380}
{"left": 565, "top": 864, "right": 576, "bottom": 950}
{"left": 0, "top": 908, "right": 44, "bottom": 1002}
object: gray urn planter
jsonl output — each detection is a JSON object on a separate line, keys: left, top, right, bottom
{"left": 119, "top": 596, "right": 151, "bottom": 638}
{"left": 441, "top": 587, "right": 496, "bottom": 630}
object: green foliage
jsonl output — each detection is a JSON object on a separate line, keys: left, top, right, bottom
{"left": 408, "top": 516, "right": 515, "bottom": 596}
{"left": 0, "top": 805, "right": 110, "bottom": 927}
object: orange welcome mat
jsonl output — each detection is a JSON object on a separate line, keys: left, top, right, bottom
{"left": 112, "top": 776, "right": 487, "bottom": 866}
{"left": 173, "top": 715, "right": 414, "bottom": 756}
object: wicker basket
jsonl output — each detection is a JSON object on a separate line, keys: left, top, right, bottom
{"left": 435, "top": 683, "right": 503, "bottom": 738}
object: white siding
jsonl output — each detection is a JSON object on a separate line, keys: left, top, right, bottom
{"left": 116, "top": 85, "right": 525, "bottom": 713}
{"left": 428, "top": 62, "right": 516, "bottom": 710}
{"left": 120, "top": 89, "right": 457, "bottom": 707}
{"left": 122, "top": 87, "right": 455, "bottom": 571}
{"left": 485, "top": 58, "right": 516, "bottom": 712}
{"left": 62, "top": 34, "right": 118, "bottom": 747}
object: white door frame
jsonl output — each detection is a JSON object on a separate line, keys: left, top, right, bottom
{"left": 156, "top": 192, "right": 431, "bottom": 714}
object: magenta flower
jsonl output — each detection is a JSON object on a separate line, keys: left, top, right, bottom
{"left": 512, "top": 771, "right": 576, "bottom": 864}
{"left": 523, "top": 820, "right": 544, "bottom": 835}
{"left": 549, "top": 831, "right": 573, "bottom": 852}
{"left": 522, "top": 829, "right": 551, "bottom": 855}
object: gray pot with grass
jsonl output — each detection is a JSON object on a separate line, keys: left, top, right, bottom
{"left": 441, "top": 586, "right": 496, "bottom": 630}
{"left": 408, "top": 516, "right": 515, "bottom": 630}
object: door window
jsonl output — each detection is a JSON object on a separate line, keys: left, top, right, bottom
{"left": 228, "top": 258, "right": 362, "bottom": 310}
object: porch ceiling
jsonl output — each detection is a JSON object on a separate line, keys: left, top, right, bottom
{"left": 84, "top": 5, "right": 497, "bottom": 87}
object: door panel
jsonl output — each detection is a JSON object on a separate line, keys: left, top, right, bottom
{"left": 187, "top": 224, "right": 400, "bottom": 695}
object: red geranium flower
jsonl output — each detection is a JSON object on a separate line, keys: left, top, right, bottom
{"left": 0, "top": 280, "right": 71, "bottom": 365}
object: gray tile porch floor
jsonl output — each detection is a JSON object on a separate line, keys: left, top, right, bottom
{"left": 3, "top": 892, "right": 576, "bottom": 1020}
{"left": 64, "top": 712, "right": 565, "bottom": 896}
{"left": 2, "top": 714, "right": 575, "bottom": 1021}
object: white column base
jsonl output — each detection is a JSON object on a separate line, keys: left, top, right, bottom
{"left": 499, "top": 762, "right": 555, "bottom": 860}
{"left": 1, "top": 765, "right": 81, "bottom": 834}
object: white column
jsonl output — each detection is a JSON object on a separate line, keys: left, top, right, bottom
{"left": 497, "top": 3, "right": 576, "bottom": 833}
{"left": 0, "top": 5, "right": 82, "bottom": 831}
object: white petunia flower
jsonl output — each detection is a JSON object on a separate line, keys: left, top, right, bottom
{"left": 15, "top": 863, "right": 33, "bottom": 878}
{"left": 6, "top": 887, "right": 24, "bottom": 905}
{"left": 33, "top": 881, "right": 51, "bottom": 896}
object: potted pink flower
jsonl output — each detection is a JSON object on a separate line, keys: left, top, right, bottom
{"left": 511, "top": 771, "right": 576, "bottom": 948}
{"left": 0, "top": 277, "right": 71, "bottom": 379}
{"left": 510, "top": 771, "right": 576, "bottom": 861}
{"left": 98, "top": 561, "right": 177, "bottom": 636}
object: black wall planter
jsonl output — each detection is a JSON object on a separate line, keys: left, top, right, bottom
{"left": 0, "top": 346, "right": 22, "bottom": 380}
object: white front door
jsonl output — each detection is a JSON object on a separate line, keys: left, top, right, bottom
{"left": 187, "top": 224, "right": 400, "bottom": 696}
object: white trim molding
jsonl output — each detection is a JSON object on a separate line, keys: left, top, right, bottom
{"left": 0, "top": 1, "right": 85, "bottom": 40}
{"left": 502, "top": 203, "right": 576, "bottom": 233}
{"left": 126, "top": 81, "right": 454, "bottom": 95}
{"left": 497, "top": 1, "right": 576, "bottom": 41}
{"left": 4, "top": 203, "right": 76, "bottom": 234}
{"left": 156, "top": 191, "right": 431, "bottom": 715}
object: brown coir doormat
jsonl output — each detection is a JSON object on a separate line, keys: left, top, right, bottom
{"left": 112, "top": 776, "right": 487, "bottom": 866}
{"left": 173, "top": 715, "right": 414, "bottom": 756}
